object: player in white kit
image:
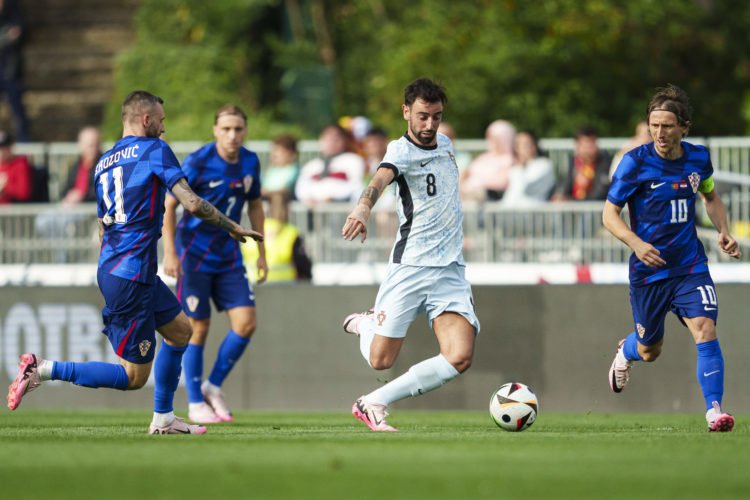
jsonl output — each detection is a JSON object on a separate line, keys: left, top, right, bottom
{"left": 341, "top": 78, "right": 479, "bottom": 431}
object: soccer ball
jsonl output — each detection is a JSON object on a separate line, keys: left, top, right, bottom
{"left": 489, "top": 382, "right": 538, "bottom": 432}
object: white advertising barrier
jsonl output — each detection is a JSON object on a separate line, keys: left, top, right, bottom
{"left": 4, "top": 262, "right": 750, "bottom": 287}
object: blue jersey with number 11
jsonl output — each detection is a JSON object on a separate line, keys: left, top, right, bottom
{"left": 607, "top": 141, "right": 714, "bottom": 286}
{"left": 95, "top": 136, "right": 186, "bottom": 284}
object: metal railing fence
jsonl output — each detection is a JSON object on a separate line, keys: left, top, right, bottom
{"left": 4, "top": 136, "right": 750, "bottom": 265}
{"left": 0, "top": 201, "right": 744, "bottom": 266}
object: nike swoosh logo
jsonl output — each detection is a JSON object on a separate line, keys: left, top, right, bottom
{"left": 420, "top": 159, "right": 434, "bottom": 168}
{"left": 209, "top": 180, "right": 224, "bottom": 188}
{"left": 704, "top": 306, "right": 717, "bottom": 311}
{"left": 359, "top": 401, "right": 381, "bottom": 425}
{"left": 651, "top": 182, "right": 666, "bottom": 189}
{"left": 370, "top": 411, "right": 381, "bottom": 426}
{"left": 703, "top": 370, "right": 720, "bottom": 377}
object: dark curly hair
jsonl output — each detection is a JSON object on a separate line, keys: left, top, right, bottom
{"left": 646, "top": 84, "right": 692, "bottom": 129}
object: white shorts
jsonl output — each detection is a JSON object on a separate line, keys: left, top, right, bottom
{"left": 371, "top": 262, "right": 480, "bottom": 338}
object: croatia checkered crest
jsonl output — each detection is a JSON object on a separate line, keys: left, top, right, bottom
{"left": 489, "top": 382, "right": 538, "bottom": 432}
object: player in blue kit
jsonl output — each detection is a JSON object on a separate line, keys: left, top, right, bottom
{"left": 162, "top": 104, "right": 267, "bottom": 424}
{"left": 6, "top": 91, "right": 263, "bottom": 435}
{"left": 603, "top": 84, "right": 741, "bottom": 432}
{"left": 341, "top": 78, "right": 479, "bottom": 431}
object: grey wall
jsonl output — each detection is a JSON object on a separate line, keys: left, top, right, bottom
{"left": 1, "top": 284, "right": 748, "bottom": 413}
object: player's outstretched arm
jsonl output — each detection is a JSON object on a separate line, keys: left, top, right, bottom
{"left": 602, "top": 200, "right": 666, "bottom": 268}
{"left": 342, "top": 167, "right": 395, "bottom": 243}
{"left": 701, "top": 189, "right": 742, "bottom": 259}
{"left": 171, "top": 178, "right": 264, "bottom": 244}
{"left": 161, "top": 194, "right": 183, "bottom": 278}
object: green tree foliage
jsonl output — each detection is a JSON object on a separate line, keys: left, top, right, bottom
{"left": 328, "top": 0, "right": 750, "bottom": 138}
{"left": 107, "top": 0, "right": 750, "bottom": 140}
{"left": 103, "top": 0, "right": 301, "bottom": 141}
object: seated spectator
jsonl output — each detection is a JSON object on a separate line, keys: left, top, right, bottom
{"left": 241, "top": 192, "right": 312, "bottom": 282}
{"left": 0, "top": 130, "right": 31, "bottom": 204}
{"left": 362, "top": 126, "right": 388, "bottom": 182}
{"left": 460, "top": 119, "right": 515, "bottom": 202}
{"left": 438, "top": 121, "right": 472, "bottom": 174}
{"left": 262, "top": 133, "right": 300, "bottom": 201}
{"left": 501, "top": 130, "right": 555, "bottom": 207}
{"left": 295, "top": 124, "right": 365, "bottom": 207}
{"left": 609, "top": 120, "right": 651, "bottom": 178}
{"left": 552, "top": 126, "right": 611, "bottom": 201}
{"left": 60, "top": 126, "right": 101, "bottom": 205}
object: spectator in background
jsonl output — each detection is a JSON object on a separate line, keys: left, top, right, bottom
{"left": 60, "top": 126, "right": 101, "bottom": 204}
{"left": 35, "top": 127, "right": 100, "bottom": 260}
{"left": 609, "top": 120, "right": 651, "bottom": 179}
{"left": 0, "top": 0, "right": 28, "bottom": 142}
{"left": 295, "top": 124, "right": 365, "bottom": 207}
{"left": 552, "top": 126, "right": 611, "bottom": 201}
{"left": 438, "top": 121, "right": 471, "bottom": 174}
{"left": 362, "top": 127, "right": 388, "bottom": 181}
{"left": 242, "top": 192, "right": 312, "bottom": 283}
{"left": 261, "top": 134, "right": 300, "bottom": 201}
{"left": 460, "top": 119, "right": 515, "bottom": 202}
{"left": 0, "top": 129, "right": 30, "bottom": 203}
{"left": 501, "top": 130, "right": 556, "bottom": 207}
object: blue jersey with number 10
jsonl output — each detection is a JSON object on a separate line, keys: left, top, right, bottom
{"left": 95, "top": 136, "right": 186, "bottom": 284}
{"left": 607, "top": 141, "right": 714, "bottom": 286}
{"left": 174, "top": 143, "right": 261, "bottom": 272}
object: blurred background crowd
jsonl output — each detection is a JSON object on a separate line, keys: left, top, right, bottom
{"left": 2, "top": 0, "right": 750, "bottom": 273}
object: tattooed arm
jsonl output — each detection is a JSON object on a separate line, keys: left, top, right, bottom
{"left": 341, "top": 166, "right": 395, "bottom": 243}
{"left": 170, "top": 178, "right": 263, "bottom": 243}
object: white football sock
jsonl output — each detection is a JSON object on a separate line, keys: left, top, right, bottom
{"left": 367, "top": 354, "right": 460, "bottom": 406}
{"left": 358, "top": 316, "right": 376, "bottom": 367}
{"left": 152, "top": 411, "right": 175, "bottom": 427}
{"left": 38, "top": 359, "right": 54, "bottom": 381}
{"left": 202, "top": 380, "right": 221, "bottom": 394}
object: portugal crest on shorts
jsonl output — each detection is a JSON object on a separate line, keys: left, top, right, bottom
{"left": 186, "top": 295, "right": 199, "bottom": 313}
{"left": 636, "top": 323, "right": 646, "bottom": 338}
{"left": 139, "top": 339, "right": 152, "bottom": 357}
{"left": 688, "top": 172, "right": 701, "bottom": 193}
{"left": 377, "top": 310, "right": 387, "bottom": 326}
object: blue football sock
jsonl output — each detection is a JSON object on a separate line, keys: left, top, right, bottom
{"left": 622, "top": 332, "right": 644, "bottom": 361}
{"left": 696, "top": 339, "right": 724, "bottom": 411}
{"left": 182, "top": 344, "right": 205, "bottom": 404}
{"left": 153, "top": 341, "right": 187, "bottom": 414}
{"left": 51, "top": 361, "right": 129, "bottom": 390}
{"left": 208, "top": 330, "right": 250, "bottom": 387}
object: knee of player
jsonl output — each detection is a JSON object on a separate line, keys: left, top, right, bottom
{"left": 234, "top": 322, "right": 256, "bottom": 338}
{"left": 640, "top": 348, "right": 661, "bottom": 362}
{"left": 172, "top": 327, "right": 193, "bottom": 347}
{"left": 126, "top": 372, "right": 149, "bottom": 390}
{"left": 369, "top": 355, "right": 395, "bottom": 371}
{"left": 448, "top": 354, "right": 472, "bottom": 373}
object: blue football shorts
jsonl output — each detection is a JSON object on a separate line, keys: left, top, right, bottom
{"left": 629, "top": 271, "right": 718, "bottom": 346}
{"left": 176, "top": 262, "right": 255, "bottom": 320}
{"left": 371, "top": 262, "right": 480, "bottom": 339}
{"left": 97, "top": 270, "right": 182, "bottom": 364}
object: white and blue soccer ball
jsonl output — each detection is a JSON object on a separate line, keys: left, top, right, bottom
{"left": 489, "top": 382, "right": 538, "bottom": 432}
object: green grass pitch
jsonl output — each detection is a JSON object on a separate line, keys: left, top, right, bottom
{"left": 1, "top": 410, "right": 748, "bottom": 499}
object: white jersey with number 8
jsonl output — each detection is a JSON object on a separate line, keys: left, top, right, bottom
{"left": 378, "top": 132, "right": 464, "bottom": 267}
